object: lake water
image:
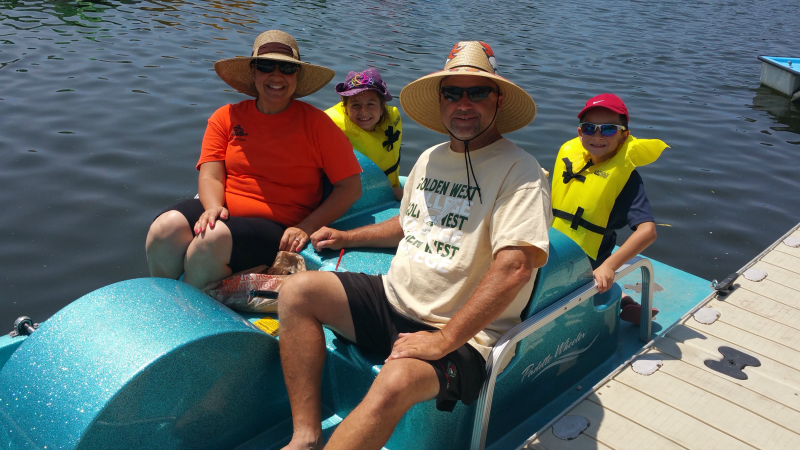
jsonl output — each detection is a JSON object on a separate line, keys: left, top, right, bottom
{"left": 2, "top": 0, "right": 799, "bottom": 323}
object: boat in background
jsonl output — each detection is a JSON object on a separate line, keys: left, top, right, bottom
{"left": 758, "top": 56, "right": 800, "bottom": 101}
{"left": 0, "top": 154, "right": 716, "bottom": 449}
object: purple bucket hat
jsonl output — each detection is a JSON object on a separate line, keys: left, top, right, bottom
{"left": 334, "top": 68, "right": 393, "bottom": 101}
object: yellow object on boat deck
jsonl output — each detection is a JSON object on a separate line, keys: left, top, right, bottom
{"left": 254, "top": 317, "right": 280, "bottom": 336}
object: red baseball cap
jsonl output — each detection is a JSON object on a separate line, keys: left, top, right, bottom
{"left": 577, "top": 93, "right": 629, "bottom": 121}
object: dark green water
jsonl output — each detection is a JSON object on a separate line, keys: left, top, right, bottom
{"left": 1, "top": 0, "right": 799, "bottom": 323}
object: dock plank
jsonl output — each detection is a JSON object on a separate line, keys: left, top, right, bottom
{"left": 748, "top": 261, "right": 800, "bottom": 292}
{"left": 563, "top": 399, "right": 686, "bottom": 450}
{"left": 685, "top": 316, "right": 800, "bottom": 372}
{"left": 735, "top": 277, "right": 800, "bottom": 312}
{"left": 656, "top": 327, "right": 800, "bottom": 407}
{"left": 645, "top": 349, "right": 800, "bottom": 433}
{"left": 774, "top": 232, "right": 800, "bottom": 259}
{"left": 525, "top": 430, "right": 613, "bottom": 450}
{"left": 524, "top": 225, "right": 800, "bottom": 450}
{"left": 721, "top": 288, "right": 800, "bottom": 331}
{"left": 761, "top": 250, "right": 800, "bottom": 276}
{"left": 709, "top": 300, "right": 800, "bottom": 352}
{"left": 588, "top": 381, "right": 753, "bottom": 449}
{"left": 615, "top": 358, "right": 800, "bottom": 448}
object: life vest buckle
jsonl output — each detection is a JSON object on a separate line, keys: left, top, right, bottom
{"left": 570, "top": 207, "right": 584, "bottom": 230}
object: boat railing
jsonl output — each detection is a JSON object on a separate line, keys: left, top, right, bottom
{"left": 469, "top": 256, "right": 655, "bottom": 450}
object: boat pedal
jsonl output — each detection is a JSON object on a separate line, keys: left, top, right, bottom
{"left": 712, "top": 272, "right": 739, "bottom": 297}
{"left": 704, "top": 346, "right": 760, "bottom": 380}
{"left": 552, "top": 415, "right": 590, "bottom": 440}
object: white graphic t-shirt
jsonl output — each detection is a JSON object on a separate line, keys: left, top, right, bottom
{"left": 383, "top": 138, "right": 552, "bottom": 359}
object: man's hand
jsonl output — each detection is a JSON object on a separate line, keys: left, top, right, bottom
{"left": 593, "top": 264, "right": 615, "bottom": 293}
{"left": 310, "top": 227, "right": 348, "bottom": 251}
{"left": 386, "top": 331, "right": 451, "bottom": 362}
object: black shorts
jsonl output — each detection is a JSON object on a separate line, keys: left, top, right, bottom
{"left": 157, "top": 199, "right": 287, "bottom": 273}
{"left": 333, "top": 272, "right": 487, "bottom": 412}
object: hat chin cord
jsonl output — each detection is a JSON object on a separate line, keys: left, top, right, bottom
{"left": 442, "top": 98, "right": 500, "bottom": 206}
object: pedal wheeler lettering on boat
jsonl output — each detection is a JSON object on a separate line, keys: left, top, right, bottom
{"left": 521, "top": 332, "right": 598, "bottom": 383}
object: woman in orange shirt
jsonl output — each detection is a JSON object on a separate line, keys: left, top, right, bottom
{"left": 145, "top": 30, "right": 362, "bottom": 289}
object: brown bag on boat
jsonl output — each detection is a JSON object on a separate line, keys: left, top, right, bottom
{"left": 202, "top": 252, "right": 306, "bottom": 313}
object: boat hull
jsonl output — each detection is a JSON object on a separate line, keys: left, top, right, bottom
{"left": 758, "top": 56, "right": 800, "bottom": 99}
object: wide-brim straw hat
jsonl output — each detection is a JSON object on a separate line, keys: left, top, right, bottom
{"left": 214, "top": 30, "right": 335, "bottom": 98}
{"left": 400, "top": 41, "right": 536, "bottom": 135}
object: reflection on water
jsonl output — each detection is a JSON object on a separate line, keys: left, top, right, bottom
{"left": 1, "top": 0, "right": 799, "bottom": 322}
{"left": 749, "top": 86, "right": 800, "bottom": 143}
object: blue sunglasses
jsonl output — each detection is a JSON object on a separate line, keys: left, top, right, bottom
{"left": 580, "top": 122, "right": 628, "bottom": 137}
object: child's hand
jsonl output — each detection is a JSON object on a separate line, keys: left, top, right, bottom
{"left": 593, "top": 265, "right": 615, "bottom": 293}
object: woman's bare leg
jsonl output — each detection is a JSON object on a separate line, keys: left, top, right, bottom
{"left": 183, "top": 221, "right": 233, "bottom": 289}
{"left": 146, "top": 210, "right": 194, "bottom": 279}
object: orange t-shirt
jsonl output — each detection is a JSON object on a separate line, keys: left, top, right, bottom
{"left": 197, "top": 100, "right": 362, "bottom": 227}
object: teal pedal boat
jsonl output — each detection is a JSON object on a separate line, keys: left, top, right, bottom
{"left": 0, "top": 154, "right": 711, "bottom": 450}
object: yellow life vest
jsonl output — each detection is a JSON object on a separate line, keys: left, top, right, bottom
{"left": 551, "top": 136, "right": 667, "bottom": 260}
{"left": 324, "top": 102, "right": 402, "bottom": 188}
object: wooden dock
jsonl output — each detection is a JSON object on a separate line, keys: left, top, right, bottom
{"left": 524, "top": 224, "right": 800, "bottom": 450}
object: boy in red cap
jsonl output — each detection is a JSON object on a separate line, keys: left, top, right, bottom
{"left": 551, "top": 94, "right": 667, "bottom": 323}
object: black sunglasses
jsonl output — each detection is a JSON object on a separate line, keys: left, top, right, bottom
{"left": 252, "top": 59, "right": 300, "bottom": 75}
{"left": 579, "top": 122, "right": 628, "bottom": 137}
{"left": 440, "top": 86, "right": 498, "bottom": 102}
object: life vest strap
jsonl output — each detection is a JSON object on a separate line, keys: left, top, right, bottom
{"left": 561, "top": 157, "right": 594, "bottom": 184}
{"left": 552, "top": 207, "right": 614, "bottom": 236}
{"left": 383, "top": 152, "right": 400, "bottom": 177}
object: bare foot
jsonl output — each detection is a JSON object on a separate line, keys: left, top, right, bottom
{"left": 281, "top": 435, "right": 322, "bottom": 450}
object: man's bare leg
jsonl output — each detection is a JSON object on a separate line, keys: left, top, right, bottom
{"left": 279, "top": 271, "right": 356, "bottom": 450}
{"left": 325, "top": 358, "right": 439, "bottom": 450}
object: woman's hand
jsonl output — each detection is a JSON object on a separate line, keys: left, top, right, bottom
{"left": 280, "top": 227, "right": 310, "bottom": 253}
{"left": 195, "top": 206, "right": 229, "bottom": 235}
{"left": 593, "top": 264, "right": 615, "bottom": 293}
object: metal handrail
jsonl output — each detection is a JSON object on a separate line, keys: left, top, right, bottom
{"left": 469, "top": 257, "right": 654, "bottom": 450}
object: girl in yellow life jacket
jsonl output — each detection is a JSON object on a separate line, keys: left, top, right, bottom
{"left": 552, "top": 94, "right": 667, "bottom": 324}
{"left": 325, "top": 68, "right": 403, "bottom": 200}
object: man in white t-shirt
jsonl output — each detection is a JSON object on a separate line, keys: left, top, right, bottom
{"left": 278, "top": 41, "right": 552, "bottom": 450}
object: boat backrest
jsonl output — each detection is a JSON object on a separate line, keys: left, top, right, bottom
{"left": 329, "top": 151, "right": 399, "bottom": 223}
{"left": 520, "top": 228, "right": 593, "bottom": 320}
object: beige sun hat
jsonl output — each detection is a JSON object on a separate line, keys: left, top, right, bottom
{"left": 214, "top": 30, "right": 335, "bottom": 98}
{"left": 399, "top": 41, "right": 536, "bottom": 135}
